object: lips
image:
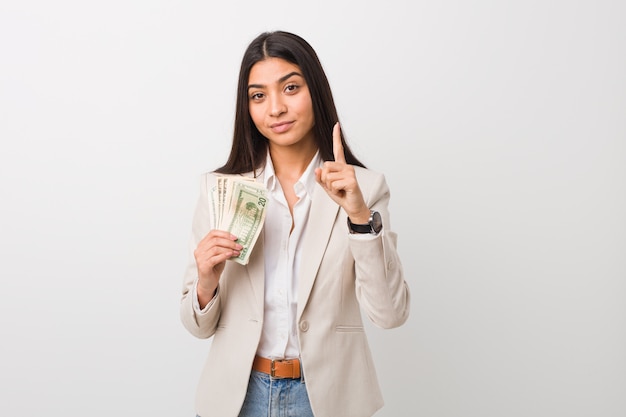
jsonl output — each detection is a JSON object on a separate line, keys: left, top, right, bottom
{"left": 270, "top": 121, "right": 293, "bottom": 133}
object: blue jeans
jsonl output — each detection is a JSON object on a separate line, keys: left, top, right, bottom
{"left": 237, "top": 370, "right": 314, "bottom": 417}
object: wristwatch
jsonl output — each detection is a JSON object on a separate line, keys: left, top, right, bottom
{"left": 347, "top": 210, "right": 383, "bottom": 234}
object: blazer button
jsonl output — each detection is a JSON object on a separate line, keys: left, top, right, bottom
{"left": 299, "top": 321, "right": 309, "bottom": 332}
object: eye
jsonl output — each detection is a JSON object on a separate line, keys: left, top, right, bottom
{"left": 250, "top": 92, "right": 264, "bottom": 101}
{"left": 284, "top": 84, "right": 299, "bottom": 93}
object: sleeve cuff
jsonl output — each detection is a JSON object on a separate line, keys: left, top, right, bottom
{"left": 348, "top": 231, "right": 380, "bottom": 240}
{"left": 192, "top": 277, "right": 218, "bottom": 314}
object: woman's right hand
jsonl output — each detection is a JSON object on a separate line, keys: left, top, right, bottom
{"left": 193, "top": 230, "right": 242, "bottom": 307}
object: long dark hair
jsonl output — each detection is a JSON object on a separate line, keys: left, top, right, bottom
{"left": 215, "top": 30, "right": 365, "bottom": 175}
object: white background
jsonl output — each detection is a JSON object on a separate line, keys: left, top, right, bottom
{"left": 1, "top": 1, "right": 624, "bottom": 416}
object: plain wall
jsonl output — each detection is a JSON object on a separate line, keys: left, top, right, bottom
{"left": 1, "top": 1, "right": 624, "bottom": 416}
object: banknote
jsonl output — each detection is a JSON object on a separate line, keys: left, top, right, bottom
{"left": 210, "top": 176, "right": 267, "bottom": 265}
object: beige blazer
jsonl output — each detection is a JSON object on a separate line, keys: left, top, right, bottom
{"left": 180, "top": 166, "right": 410, "bottom": 417}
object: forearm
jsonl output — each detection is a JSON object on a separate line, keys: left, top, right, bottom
{"left": 180, "top": 279, "right": 221, "bottom": 339}
{"left": 352, "top": 231, "right": 410, "bottom": 329}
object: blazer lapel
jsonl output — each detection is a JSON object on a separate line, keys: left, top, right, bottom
{"left": 249, "top": 172, "right": 267, "bottom": 312}
{"left": 238, "top": 170, "right": 266, "bottom": 313}
{"left": 296, "top": 184, "right": 339, "bottom": 320}
{"left": 244, "top": 228, "right": 265, "bottom": 313}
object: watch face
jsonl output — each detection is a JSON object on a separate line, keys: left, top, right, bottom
{"left": 371, "top": 211, "right": 383, "bottom": 234}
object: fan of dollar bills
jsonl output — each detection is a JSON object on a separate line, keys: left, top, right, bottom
{"left": 210, "top": 175, "right": 268, "bottom": 265}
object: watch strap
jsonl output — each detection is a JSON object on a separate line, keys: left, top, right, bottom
{"left": 347, "top": 210, "right": 381, "bottom": 234}
{"left": 347, "top": 219, "right": 372, "bottom": 234}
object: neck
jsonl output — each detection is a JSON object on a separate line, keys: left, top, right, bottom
{"left": 269, "top": 143, "right": 317, "bottom": 180}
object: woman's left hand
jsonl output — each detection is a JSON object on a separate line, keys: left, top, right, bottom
{"left": 315, "top": 123, "right": 371, "bottom": 224}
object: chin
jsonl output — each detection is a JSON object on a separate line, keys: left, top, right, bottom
{"left": 266, "top": 133, "right": 299, "bottom": 146}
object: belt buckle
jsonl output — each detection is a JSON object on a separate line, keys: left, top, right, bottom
{"left": 270, "top": 359, "right": 291, "bottom": 379}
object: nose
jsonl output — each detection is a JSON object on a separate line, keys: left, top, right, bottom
{"left": 269, "top": 95, "right": 287, "bottom": 117}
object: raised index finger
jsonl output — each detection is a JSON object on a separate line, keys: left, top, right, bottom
{"left": 332, "top": 122, "right": 346, "bottom": 164}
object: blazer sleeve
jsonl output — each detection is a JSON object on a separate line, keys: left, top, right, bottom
{"left": 179, "top": 172, "right": 223, "bottom": 339}
{"left": 349, "top": 169, "right": 410, "bottom": 329}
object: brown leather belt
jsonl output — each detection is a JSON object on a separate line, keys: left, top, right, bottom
{"left": 252, "top": 355, "right": 301, "bottom": 379}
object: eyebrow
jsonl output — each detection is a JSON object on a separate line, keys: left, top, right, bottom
{"left": 247, "top": 71, "right": 303, "bottom": 90}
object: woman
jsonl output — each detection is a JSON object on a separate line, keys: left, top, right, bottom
{"left": 180, "top": 30, "right": 410, "bottom": 417}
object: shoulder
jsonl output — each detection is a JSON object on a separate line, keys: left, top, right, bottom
{"left": 199, "top": 170, "right": 257, "bottom": 184}
{"left": 354, "top": 166, "right": 387, "bottom": 188}
{"left": 197, "top": 171, "right": 217, "bottom": 193}
{"left": 353, "top": 166, "right": 391, "bottom": 204}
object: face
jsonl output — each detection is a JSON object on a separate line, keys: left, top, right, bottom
{"left": 247, "top": 58, "right": 316, "bottom": 150}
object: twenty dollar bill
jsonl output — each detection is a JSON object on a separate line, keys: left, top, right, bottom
{"left": 210, "top": 176, "right": 267, "bottom": 265}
